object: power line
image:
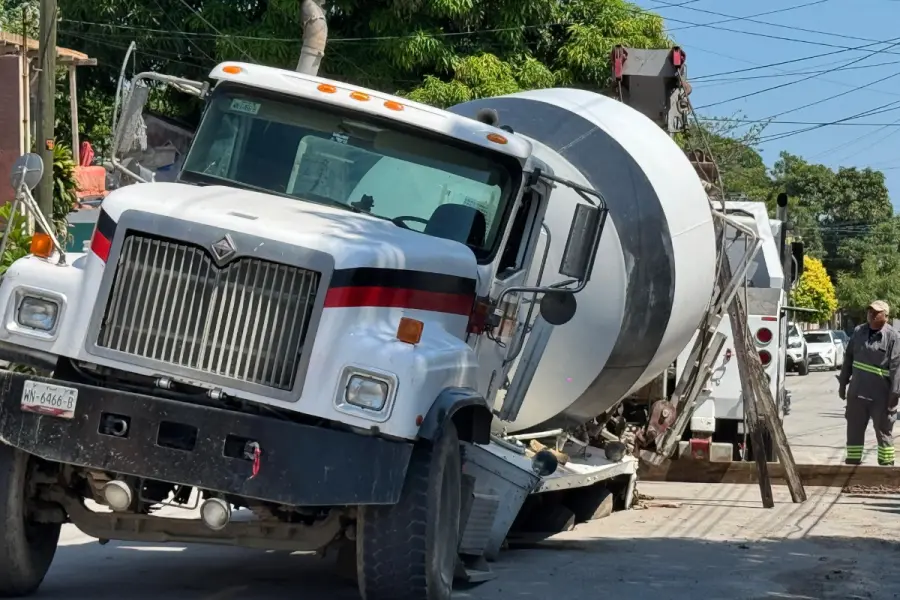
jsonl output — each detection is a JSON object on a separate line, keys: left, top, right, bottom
{"left": 696, "top": 58, "right": 900, "bottom": 84}
{"left": 764, "top": 64, "right": 900, "bottom": 119}
{"left": 702, "top": 116, "right": 900, "bottom": 127}
{"left": 754, "top": 99, "right": 900, "bottom": 144}
{"left": 696, "top": 37, "right": 900, "bottom": 109}
{"left": 653, "top": 0, "right": 884, "bottom": 46}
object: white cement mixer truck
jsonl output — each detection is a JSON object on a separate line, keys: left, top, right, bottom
{"left": 0, "top": 56, "right": 760, "bottom": 600}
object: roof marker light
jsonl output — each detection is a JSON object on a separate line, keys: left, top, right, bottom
{"left": 487, "top": 133, "right": 508, "bottom": 145}
{"left": 317, "top": 83, "right": 337, "bottom": 93}
{"left": 222, "top": 65, "right": 243, "bottom": 75}
{"left": 384, "top": 100, "right": 404, "bottom": 111}
{"left": 350, "top": 91, "right": 370, "bottom": 102}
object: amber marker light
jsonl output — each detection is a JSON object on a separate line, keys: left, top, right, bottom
{"left": 317, "top": 83, "right": 337, "bottom": 93}
{"left": 397, "top": 318, "right": 424, "bottom": 345}
{"left": 384, "top": 100, "right": 404, "bottom": 111}
{"left": 30, "top": 232, "right": 53, "bottom": 258}
{"left": 486, "top": 133, "right": 508, "bottom": 144}
{"left": 222, "top": 65, "right": 243, "bottom": 74}
{"left": 350, "top": 91, "right": 370, "bottom": 102}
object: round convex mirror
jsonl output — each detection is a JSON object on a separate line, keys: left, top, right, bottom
{"left": 9, "top": 153, "right": 44, "bottom": 192}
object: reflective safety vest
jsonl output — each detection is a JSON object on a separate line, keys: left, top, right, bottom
{"left": 840, "top": 323, "right": 900, "bottom": 403}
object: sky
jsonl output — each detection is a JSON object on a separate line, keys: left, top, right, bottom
{"left": 632, "top": 0, "right": 900, "bottom": 208}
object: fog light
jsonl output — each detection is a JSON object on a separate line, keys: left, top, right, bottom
{"left": 16, "top": 296, "right": 59, "bottom": 331}
{"left": 200, "top": 498, "right": 232, "bottom": 531}
{"left": 345, "top": 375, "right": 388, "bottom": 411}
{"left": 102, "top": 480, "right": 133, "bottom": 512}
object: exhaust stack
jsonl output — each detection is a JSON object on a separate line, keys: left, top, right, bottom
{"left": 296, "top": 0, "right": 328, "bottom": 76}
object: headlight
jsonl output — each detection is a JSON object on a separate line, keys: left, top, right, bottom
{"left": 17, "top": 296, "right": 59, "bottom": 331}
{"left": 345, "top": 375, "right": 389, "bottom": 411}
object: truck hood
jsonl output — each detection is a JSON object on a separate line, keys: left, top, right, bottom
{"left": 99, "top": 182, "right": 479, "bottom": 277}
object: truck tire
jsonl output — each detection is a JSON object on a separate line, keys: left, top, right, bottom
{"left": 798, "top": 361, "right": 809, "bottom": 376}
{"left": 0, "top": 444, "right": 60, "bottom": 597}
{"left": 356, "top": 422, "right": 461, "bottom": 600}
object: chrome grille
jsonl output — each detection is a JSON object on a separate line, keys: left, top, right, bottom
{"left": 98, "top": 234, "right": 320, "bottom": 390}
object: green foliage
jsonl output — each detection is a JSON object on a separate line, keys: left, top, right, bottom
{"left": 52, "top": 142, "right": 78, "bottom": 241}
{"left": 677, "top": 117, "right": 772, "bottom": 203}
{"left": 0, "top": 203, "right": 33, "bottom": 277}
{"left": 769, "top": 152, "right": 892, "bottom": 279}
{"left": 790, "top": 256, "right": 837, "bottom": 324}
{"left": 55, "top": 0, "right": 671, "bottom": 119}
{"left": 0, "top": 0, "right": 39, "bottom": 37}
{"left": 835, "top": 217, "right": 900, "bottom": 318}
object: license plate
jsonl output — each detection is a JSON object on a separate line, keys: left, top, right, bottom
{"left": 21, "top": 381, "right": 78, "bottom": 419}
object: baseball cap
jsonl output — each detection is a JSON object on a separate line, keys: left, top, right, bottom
{"left": 868, "top": 300, "right": 890, "bottom": 315}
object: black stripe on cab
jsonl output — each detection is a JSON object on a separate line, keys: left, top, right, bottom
{"left": 330, "top": 267, "right": 477, "bottom": 295}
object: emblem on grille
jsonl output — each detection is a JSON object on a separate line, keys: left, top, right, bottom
{"left": 210, "top": 234, "right": 237, "bottom": 262}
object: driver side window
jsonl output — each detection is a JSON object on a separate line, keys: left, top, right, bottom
{"left": 497, "top": 190, "right": 539, "bottom": 279}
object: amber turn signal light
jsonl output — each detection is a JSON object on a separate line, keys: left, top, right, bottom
{"left": 397, "top": 318, "right": 424, "bottom": 345}
{"left": 30, "top": 232, "right": 53, "bottom": 258}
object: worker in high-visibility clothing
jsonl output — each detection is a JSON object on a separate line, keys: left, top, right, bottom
{"left": 838, "top": 300, "right": 900, "bottom": 466}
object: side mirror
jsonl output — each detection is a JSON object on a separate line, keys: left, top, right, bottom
{"left": 790, "top": 241, "right": 805, "bottom": 284}
{"left": 539, "top": 291, "right": 577, "bottom": 326}
{"left": 559, "top": 203, "right": 602, "bottom": 282}
{"left": 9, "top": 153, "right": 44, "bottom": 193}
{"left": 112, "top": 81, "right": 151, "bottom": 158}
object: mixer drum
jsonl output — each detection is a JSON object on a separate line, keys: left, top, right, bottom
{"left": 450, "top": 89, "right": 717, "bottom": 432}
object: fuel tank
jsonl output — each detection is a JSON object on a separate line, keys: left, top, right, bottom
{"left": 450, "top": 89, "right": 717, "bottom": 432}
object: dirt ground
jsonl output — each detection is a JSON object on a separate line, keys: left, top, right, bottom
{"left": 38, "top": 370, "right": 900, "bottom": 599}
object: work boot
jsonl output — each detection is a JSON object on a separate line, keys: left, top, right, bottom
{"left": 845, "top": 458, "right": 862, "bottom": 466}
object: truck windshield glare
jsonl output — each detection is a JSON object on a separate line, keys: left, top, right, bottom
{"left": 180, "top": 89, "right": 517, "bottom": 258}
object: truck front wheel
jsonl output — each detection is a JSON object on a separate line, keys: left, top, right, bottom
{"left": 0, "top": 444, "right": 60, "bottom": 597}
{"left": 356, "top": 422, "right": 462, "bottom": 600}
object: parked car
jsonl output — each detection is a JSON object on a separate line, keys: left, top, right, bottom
{"left": 832, "top": 329, "right": 850, "bottom": 352}
{"left": 803, "top": 330, "right": 844, "bottom": 371}
{"left": 786, "top": 323, "right": 809, "bottom": 376}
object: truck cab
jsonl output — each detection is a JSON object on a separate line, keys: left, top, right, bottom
{"left": 0, "top": 62, "right": 608, "bottom": 600}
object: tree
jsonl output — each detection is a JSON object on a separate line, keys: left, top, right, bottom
{"left": 791, "top": 256, "right": 838, "bottom": 324}
{"left": 677, "top": 116, "right": 772, "bottom": 203}
{"left": 769, "top": 152, "right": 892, "bottom": 279}
{"left": 53, "top": 0, "right": 671, "bottom": 147}
{"left": 0, "top": 0, "right": 38, "bottom": 38}
{"left": 835, "top": 217, "right": 900, "bottom": 319}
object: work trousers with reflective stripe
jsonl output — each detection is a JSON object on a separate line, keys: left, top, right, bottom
{"left": 846, "top": 395, "right": 896, "bottom": 465}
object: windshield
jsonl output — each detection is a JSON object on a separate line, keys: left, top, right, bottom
{"left": 181, "top": 86, "right": 519, "bottom": 261}
{"left": 804, "top": 332, "right": 832, "bottom": 344}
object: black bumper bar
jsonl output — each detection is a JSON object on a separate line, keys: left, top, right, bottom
{"left": 0, "top": 371, "right": 413, "bottom": 506}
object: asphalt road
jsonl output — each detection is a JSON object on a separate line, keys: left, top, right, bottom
{"left": 34, "top": 371, "right": 900, "bottom": 599}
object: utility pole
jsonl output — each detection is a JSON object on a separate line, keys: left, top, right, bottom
{"left": 35, "top": 0, "right": 57, "bottom": 224}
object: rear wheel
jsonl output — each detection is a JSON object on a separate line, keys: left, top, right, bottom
{"left": 0, "top": 444, "right": 60, "bottom": 597}
{"left": 356, "top": 422, "right": 462, "bottom": 600}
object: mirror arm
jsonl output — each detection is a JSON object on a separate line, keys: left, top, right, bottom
{"left": 504, "top": 223, "right": 553, "bottom": 365}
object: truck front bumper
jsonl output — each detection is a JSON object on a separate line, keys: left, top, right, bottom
{"left": 0, "top": 371, "right": 413, "bottom": 506}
